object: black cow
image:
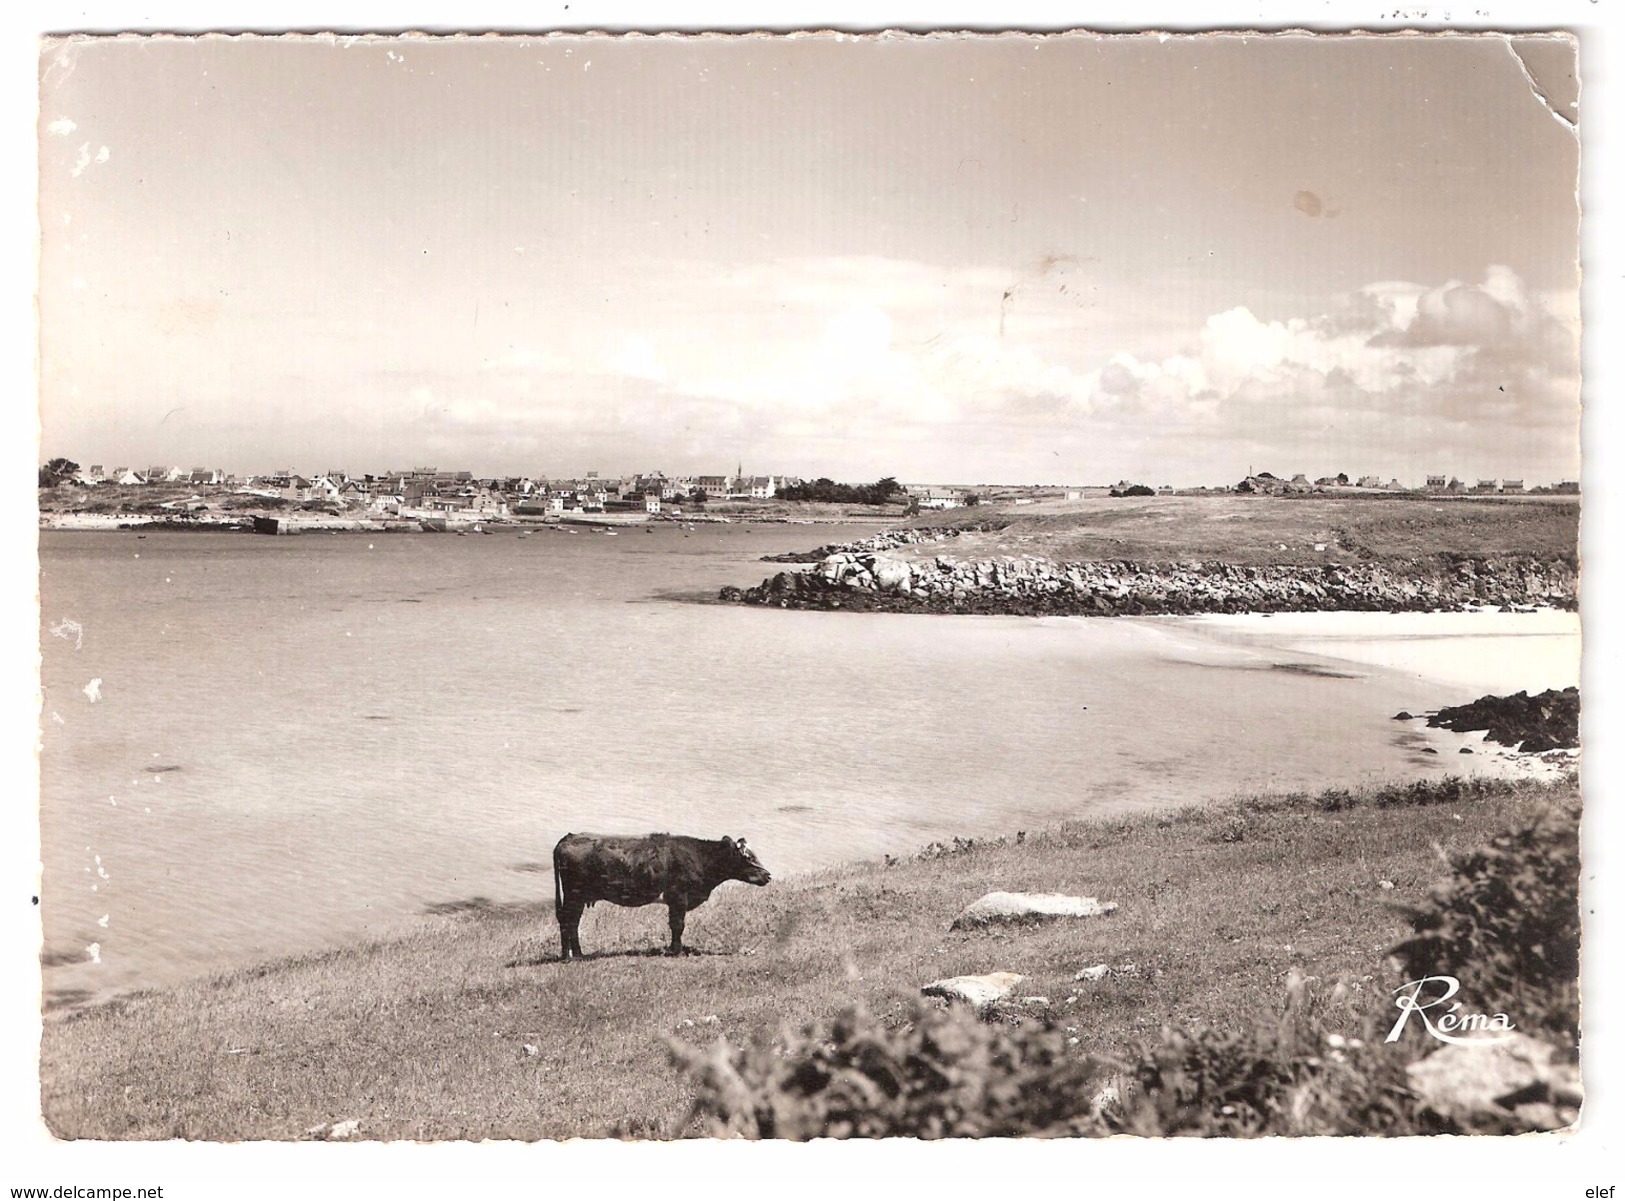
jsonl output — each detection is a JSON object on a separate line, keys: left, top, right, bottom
{"left": 552, "top": 832, "right": 772, "bottom": 960}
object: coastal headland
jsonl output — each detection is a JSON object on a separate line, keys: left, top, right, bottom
{"left": 725, "top": 495, "right": 1579, "bottom": 616}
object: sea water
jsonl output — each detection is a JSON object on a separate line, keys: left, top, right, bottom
{"left": 37, "top": 526, "right": 1580, "bottom": 1006}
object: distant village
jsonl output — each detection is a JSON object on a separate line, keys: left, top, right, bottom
{"left": 41, "top": 463, "right": 974, "bottom": 520}
{"left": 41, "top": 460, "right": 1579, "bottom": 523}
{"left": 1217, "top": 471, "right": 1578, "bottom": 497}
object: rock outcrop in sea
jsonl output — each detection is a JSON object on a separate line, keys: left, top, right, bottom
{"left": 723, "top": 542, "right": 1577, "bottom": 617}
{"left": 1425, "top": 687, "right": 1580, "bottom": 753}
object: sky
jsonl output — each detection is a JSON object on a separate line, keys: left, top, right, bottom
{"left": 37, "top": 32, "right": 1581, "bottom": 485}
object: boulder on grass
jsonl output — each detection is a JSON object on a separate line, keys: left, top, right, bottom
{"left": 1406, "top": 1033, "right": 1581, "bottom": 1132}
{"left": 920, "top": 972, "right": 1024, "bottom": 1009}
{"left": 951, "top": 891, "right": 1118, "bottom": 931}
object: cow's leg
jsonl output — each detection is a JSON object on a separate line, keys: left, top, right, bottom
{"left": 666, "top": 903, "right": 687, "bottom": 956}
{"left": 558, "top": 900, "right": 585, "bottom": 961}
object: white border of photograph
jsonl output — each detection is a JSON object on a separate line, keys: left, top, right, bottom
{"left": 4, "top": 4, "right": 1614, "bottom": 1198}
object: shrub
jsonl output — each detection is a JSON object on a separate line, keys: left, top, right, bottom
{"left": 1389, "top": 805, "right": 1580, "bottom": 1050}
{"left": 1106, "top": 971, "right": 1439, "bottom": 1137}
{"left": 1368, "top": 774, "right": 1500, "bottom": 809}
{"left": 671, "top": 976, "right": 1446, "bottom": 1139}
{"left": 1316, "top": 788, "right": 1358, "bottom": 813}
{"left": 671, "top": 1002, "right": 1111, "bottom": 1139}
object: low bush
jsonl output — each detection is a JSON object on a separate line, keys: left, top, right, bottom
{"left": 1390, "top": 805, "right": 1580, "bottom": 1050}
{"left": 672, "top": 973, "right": 1446, "bottom": 1139}
{"left": 1106, "top": 970, "right": 1439, "bottom": 1136}
{"left": 671, "top": 1002, "right": 1109, "bottom": 1138}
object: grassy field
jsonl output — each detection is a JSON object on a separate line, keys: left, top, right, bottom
{"left": 40, "top": 773, "right": 1576, "bottom": 1141}
{"left": 916, "top": 494, "right": 1579, "bottom": 567}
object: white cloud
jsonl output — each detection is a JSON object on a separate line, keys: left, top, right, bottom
{"left": 72, "top": 250, "right": 1574, "bottom": 484}
{"left": 506, "top": 257, "right": 1574, "bottom": 480}
{"left": 1063, "top": 266, "right": 1579, "bottom": 480}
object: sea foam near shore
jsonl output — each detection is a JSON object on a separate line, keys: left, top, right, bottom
{"left": 1186, "top": 609, "right": 1581, "bottom": 696}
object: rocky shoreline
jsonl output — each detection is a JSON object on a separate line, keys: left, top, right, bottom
{"left": 726, "top": 528, "right": 1577, "bottom": 616}
{"left": 1424, "top": 687, "right": 1580, "bottom": 753}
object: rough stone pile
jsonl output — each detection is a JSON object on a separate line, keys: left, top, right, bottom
{"left": 724, "top": 551, "right": 1577, "bottom": 616}
{"left": 758, "top": 524, "right": 979, "bottom": 563}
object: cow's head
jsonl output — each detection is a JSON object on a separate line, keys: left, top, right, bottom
{"left": 725, "top": 836, "right": 772, "bottom": 886}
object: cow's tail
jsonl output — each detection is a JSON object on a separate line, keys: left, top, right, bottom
{"left": 553, "top": 835, "right": 568, "bottom": 918}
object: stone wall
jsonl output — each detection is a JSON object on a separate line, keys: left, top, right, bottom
{"left": 758, "top": 525, "right": 983, "bottom": 563}
{"left": 723, "top": 549, "right": 1577, "bottom": 616}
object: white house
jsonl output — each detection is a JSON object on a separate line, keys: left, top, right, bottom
{"left": 307, "top": 476, "right": 342, "bottom": 502}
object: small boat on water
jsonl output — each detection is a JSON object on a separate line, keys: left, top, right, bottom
{"left": 603, "top": 530, "right": 618, "bottom": 536}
